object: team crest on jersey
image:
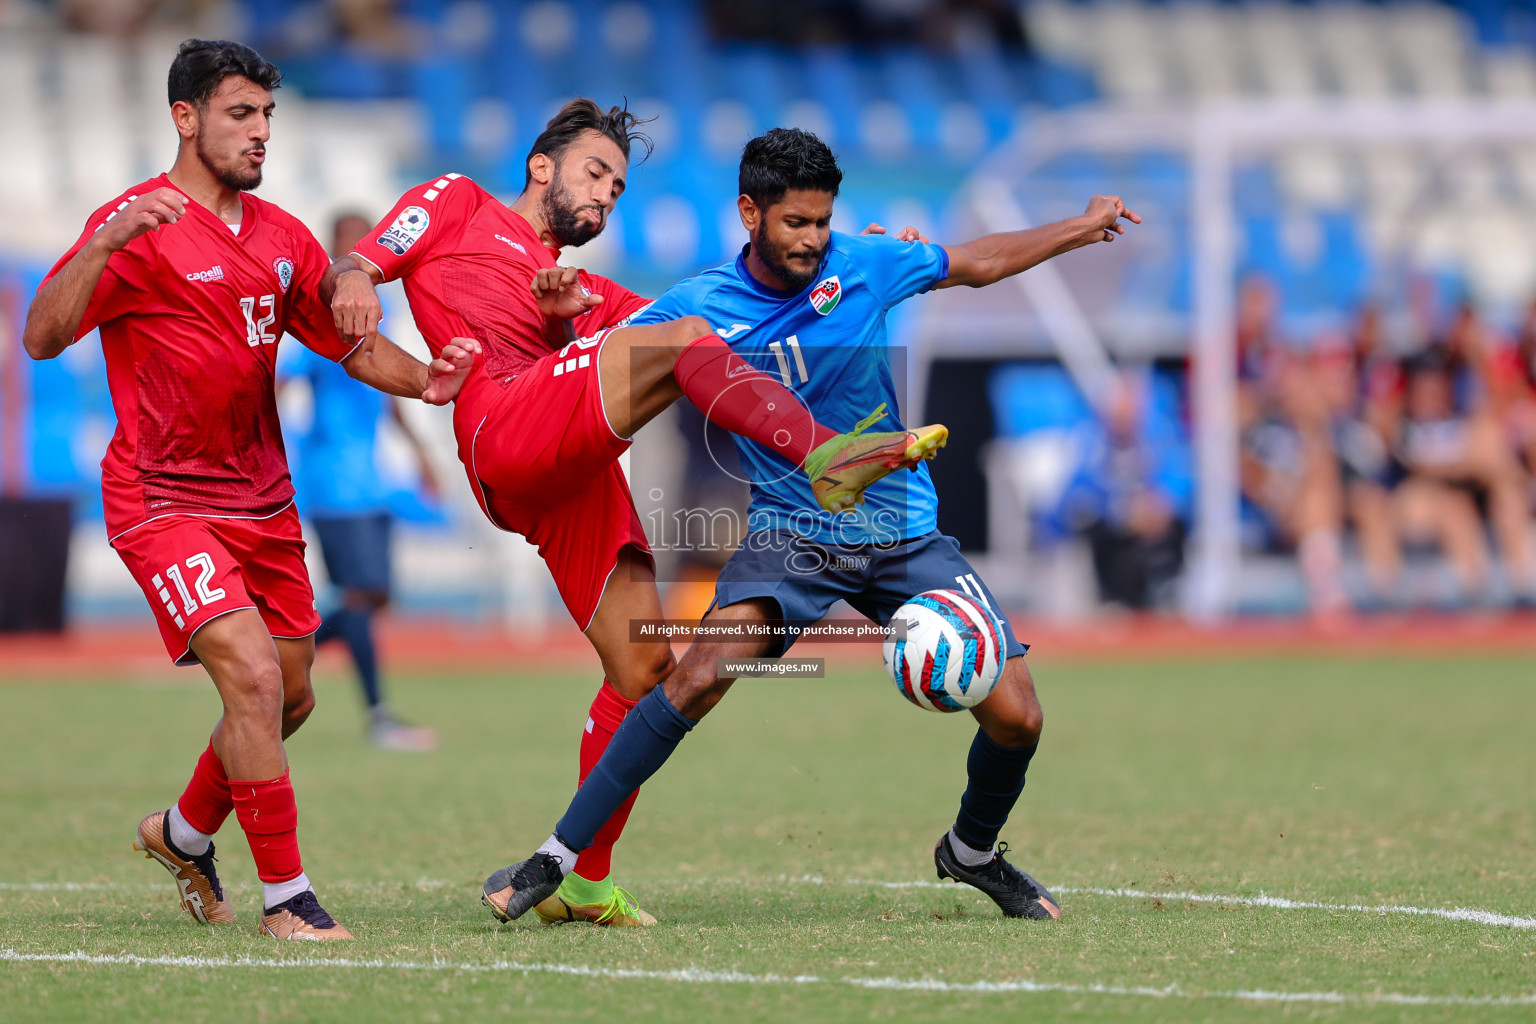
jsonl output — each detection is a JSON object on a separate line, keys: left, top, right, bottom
{"left": 272, "top": 257, "right": 294, "bottom": 293}
{"left": 379, "top": 206, "right": 430, "bottom": 255}
{"left": 809, "top": 275, "right": 841, "bottom": 316}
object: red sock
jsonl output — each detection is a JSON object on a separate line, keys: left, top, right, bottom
{"left": 573, "top": 680, "right": 641, "bottom": 882}
{"left": 176, "top": 741, "right": 234, "bottom": 836}
{"left": 673, "top": 334, "right": 838, "bottom": 467}
{"left": 229, "top": 769, "right": 303, "bottom": 884}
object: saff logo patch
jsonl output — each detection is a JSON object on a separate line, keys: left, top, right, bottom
{"left": 379, "top": 206, "right": 430, "bottom": 255}
{"left": 809, "top": 275, "right": 841, "bottom": 316}
{"left": 272, "top": 257, "right": 294, "bottom": 293}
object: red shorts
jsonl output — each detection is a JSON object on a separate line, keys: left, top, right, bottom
{"left": 111, "top": 503, "right": 320, "bottom": 665}
{"left": 455, "top": 333, "right": 652, "bottom": 630}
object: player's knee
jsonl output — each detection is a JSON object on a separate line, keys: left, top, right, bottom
{"left": 282, "top": 685, "right": 316, "bottom": 735}
{"left": 989, "top": 702, "right": 1043, "bottom": 749}
{"left": 609, "top": 643, "right": 674, "bottom": 700}
{"left": 671, "top": 315, "right": 711, "bottom": 345}
{"left": 221, "top": 657, "right": 285, "bottom": 722}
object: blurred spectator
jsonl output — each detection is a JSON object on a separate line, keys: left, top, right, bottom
{"left": 1234, "top": 275, "right": 1349, "bottom": 618}
{"left": 1060, "top": 372, "right": 1191, "bottom": 610}
{"left": 278, "top": 212, "right": 438, "bottom": 751}
{"left": 1494, "top": 297, "right": 1536, "bottom": 497}
{"left": 1333, "top": 305, "right": 1409, "bottom": 603}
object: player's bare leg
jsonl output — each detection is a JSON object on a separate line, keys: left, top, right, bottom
{"left": 593, "top": 317, "right": 946, "bottom": 512}
{"left": 173, "top": 611, "right": 351, "bottom": 939}
{"left": 516, "top": 546, "right": 671, "bottom": 926}
{"left": 661, "top": 599, "right": 776, "bottom": 720}
{"left": 933, "top": 655, "right": 1060, "bottom": 920}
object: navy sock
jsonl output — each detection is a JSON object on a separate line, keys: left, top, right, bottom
{"left": 555, "top": 687, "right": 695, "bottom": 851}
{"left": 324, "top": 608, "right": 381, "bottom": 709}
{"left": 952, "top": 728, "right": 1037, "bottom": 851}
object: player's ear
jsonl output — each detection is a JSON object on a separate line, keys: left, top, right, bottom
{"left": 170, "top": 99, "right": 199, "bottom": 142}
{"left": 527, "top": 153, "right": 555, "bottom": 187}
{"left": 737, "top": 195, "right": 758, "bottom": 233}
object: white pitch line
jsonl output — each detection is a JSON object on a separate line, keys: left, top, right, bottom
{"left": 1, "top": 947, "right": 1531, "bottom": 1007}
{"left": 778, "top": 876, "right": 1536, "bottom": 931}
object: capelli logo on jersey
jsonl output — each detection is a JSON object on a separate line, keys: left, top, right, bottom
{"left": 186, "top": 265, "right": 225, "bottom": 283}
{"left": 493, "top": 234, "right": 527, "bottom": 254}
{"left": 809, "top": 275, "right": 841, "bottom": 316}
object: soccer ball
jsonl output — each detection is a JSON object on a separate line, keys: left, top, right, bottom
{"left": 883, "top": 589, "right": 1006, "bottom": 712}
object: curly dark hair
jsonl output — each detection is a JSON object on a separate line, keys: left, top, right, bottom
{"left": 523, "top": 98, "right": 654, "bottom": 188}
{"left": 739, "top": 128, "right": 843, "bottom": 211}
{"left": 167, "top": 39, "right": 281, "bottom": 109}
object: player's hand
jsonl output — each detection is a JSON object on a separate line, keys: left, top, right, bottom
{"left": 93, "top": 188, "right": 186, "bottom": 253}
{"left": 531, "top": 266, "right": 604, "bottom": 319}
{"left": 1082, "top": 195, "right": 1141, "bottom": 243}
{"left": 423, "top": 336, "right": 480, "bottom": 406}
{"left": 861, "top": 222, "right": 929, "bottom": 244}
{"left": 331, "top": 268, "right": 383, "bottom": 340}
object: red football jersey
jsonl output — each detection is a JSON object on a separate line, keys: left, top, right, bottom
{"left": 351, "top": 174, "right": 650, "bottom": 417}
{"left": 42, "top": 174, "right": 357, "bottom": 539}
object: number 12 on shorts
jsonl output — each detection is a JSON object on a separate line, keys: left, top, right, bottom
{"left": 151, "top": 552, "right": 227, "bottom": 628}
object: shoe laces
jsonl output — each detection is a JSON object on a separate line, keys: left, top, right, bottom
{"left": 284, "top": 890, "right": 338, "bottom": 929}
{"left": 596, "top": 885, "right": 641, "bottom": 925}
{"left": 188, "top": 843, "right": 225, "bottom": 903}
{"left": 522, "top": 853, "right": 565, "bottom": 886}
{"left": 845, "top": 403, "right": 890, "bottom": 443}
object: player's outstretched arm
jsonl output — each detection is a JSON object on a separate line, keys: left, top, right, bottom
{"left": 342, "top": 331, "right": 480, "bottom": 406}
{"left": 937, "top": 194, "right": 1140, "bottom": 290}
{"left": 23, "top": 188, "right": 186, "bottom": 359}
{"left": 322, "top": 254, "right": 386, "bottom": 340}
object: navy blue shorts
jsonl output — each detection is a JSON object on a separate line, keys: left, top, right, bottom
{"left": 713, "top": 529, "right": 1028, "bottom": 659}
{"left": 311, "top": 513, "right": 392, "bottom": 594}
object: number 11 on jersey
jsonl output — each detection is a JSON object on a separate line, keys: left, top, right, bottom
{"left": 769, "top": 334, "right": 810, "bottom": 386}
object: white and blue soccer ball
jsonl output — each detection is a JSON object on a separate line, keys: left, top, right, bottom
{"left": 883, "top": 589, "right": 1006, "bottom": 712}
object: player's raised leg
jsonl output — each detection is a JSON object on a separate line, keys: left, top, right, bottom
{"left": 587, "top": 315, "right": 947, "bottom": 513}
{"left": 483, "top": 599, "right": 771, "bottom": 922}
{"left": 193, "top": 611, "right": 352, "bottom": 939}
{"left": 525, "top": 545, "right": 670, "bottom": 927}
{"left": 933, "top": 655, "right": 1060, "bottom": 920}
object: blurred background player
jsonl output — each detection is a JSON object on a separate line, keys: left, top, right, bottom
{"left": 21, "top": 39, "right": 473, "bottom": 941}
{"left": 480, "top": 127, "right": 1140, "bottom": 925}
{"left": 280, "top": 211, "right": 439, "bottom": 751}
{"left": 1060, "top": 371, "right": 1192, "bottom": 610}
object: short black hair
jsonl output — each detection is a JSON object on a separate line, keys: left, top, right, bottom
{"left": 739, "top": 128, "right": 842, "bottom": 211}
{"left": 167, "top": 39, "right": 281, "bottom": 109}
{"left": 523, "top": 98, "right": 653, "bottom": 188}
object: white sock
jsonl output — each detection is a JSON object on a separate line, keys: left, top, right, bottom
{"left": 537, "top": 835, "right": 577, "bottom": 875}
{"left": 167, "top": 805, "right": 212, "bottom": 856}
{"left": 947, "top": 829, "right": 995, "bottom": 867}
{"left": 263, "top": 872, "right": 312, "bottom": 909}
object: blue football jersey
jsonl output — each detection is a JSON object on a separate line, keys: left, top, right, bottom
{"left": 634, "top": 231, "right": 949, "bottom": 544}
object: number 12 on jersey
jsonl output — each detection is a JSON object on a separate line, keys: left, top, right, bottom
{"left": 240, "top": 294, "right": 276, "bottom": 346}
{"left": 769, "top": 335, "right": 809, "bottom": 386}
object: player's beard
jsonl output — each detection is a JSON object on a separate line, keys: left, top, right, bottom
{"left": 754, "top": 221, "right": 827, "bottom": 292}
{"left": 196, "top": 128, "right": 263, "bottom": 192}
{"left": 542, "top": 174, "right": 604, "bottom": 248}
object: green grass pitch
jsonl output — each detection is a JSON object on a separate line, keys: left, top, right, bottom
{"left": 2, "top": 652, "right": 1534, "bottom": 1022}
